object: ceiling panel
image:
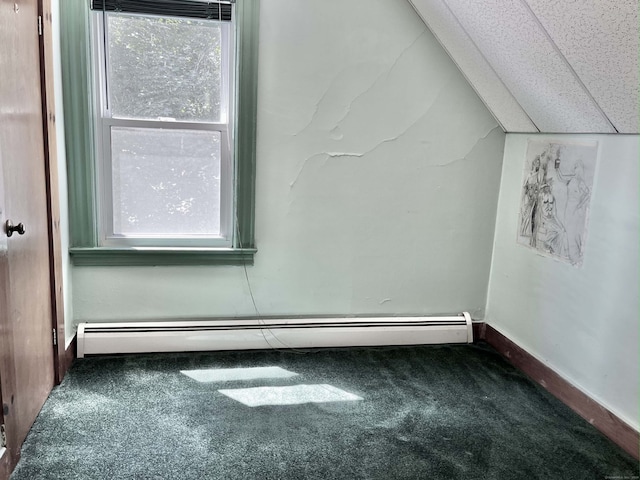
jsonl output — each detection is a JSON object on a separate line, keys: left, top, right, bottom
{"left": 441, "top": 0, "right": 615, "bottom": 133}
{"left": 526, "top": 0, "right": 638, "bottom": 133}
{"left": 409, "top": 0, "right": 538, "bottom": 133}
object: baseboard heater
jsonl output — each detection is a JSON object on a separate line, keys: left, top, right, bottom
{"left": 77, "top": 313, "right": 473, "bottom": 358}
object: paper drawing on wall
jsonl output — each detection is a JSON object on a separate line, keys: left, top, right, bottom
{"left": 518, "top": 139, "right": 598, "bottom": 266}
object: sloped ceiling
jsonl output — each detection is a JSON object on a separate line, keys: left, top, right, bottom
{"left": 409, "top": 0, "right": 638, "bottom": 133}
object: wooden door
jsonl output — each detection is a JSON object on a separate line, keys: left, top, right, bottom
{"left": 0, "top": 0, "right": 56, "bottom": 475}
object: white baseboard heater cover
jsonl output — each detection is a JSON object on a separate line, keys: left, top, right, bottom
{"left": 77, "top": 313, "right": 473, "bottom": 358}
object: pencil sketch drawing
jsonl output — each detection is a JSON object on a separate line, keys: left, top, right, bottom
{"left": 518, "top": 139, "right": 598, "bottom": 266}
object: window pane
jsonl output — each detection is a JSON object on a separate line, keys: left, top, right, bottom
{"left": 107, "top": 14, "right": 223, "bottom": 122}
{"left": 111, "top": 127, "right": 221, "bottom": 236}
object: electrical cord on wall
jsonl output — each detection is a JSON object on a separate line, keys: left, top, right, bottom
{"left": 234, "top": 214, "right": 308, "bottom": 355}
{"left": 226, "top": 127, "right": 307, "bottom": 355}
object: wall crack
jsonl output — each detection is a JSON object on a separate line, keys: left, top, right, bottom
{"left": 335, "top": 29, "right": 428, "bottom": 128}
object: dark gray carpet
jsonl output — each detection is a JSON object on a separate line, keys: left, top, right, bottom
{"left": 11, "top": 344, "right": 638, "bottom": 479}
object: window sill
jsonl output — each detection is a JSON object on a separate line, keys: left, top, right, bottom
{"left": 69, "top": 247, "right": 256, "bottom": 266}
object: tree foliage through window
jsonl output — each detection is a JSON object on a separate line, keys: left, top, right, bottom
{"left": 105, "top": 13, "right": 225, "bottom": 236}
{"left": 108, "top": 14, "right": 223, "bottom": 122}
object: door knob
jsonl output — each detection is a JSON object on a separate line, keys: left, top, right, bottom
{"left": 5, "top": 220, "right": 25, "bottom": 237}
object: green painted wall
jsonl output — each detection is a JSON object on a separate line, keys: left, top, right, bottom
{"left": 68, "top": 0, "right": 505, "bottom": 324}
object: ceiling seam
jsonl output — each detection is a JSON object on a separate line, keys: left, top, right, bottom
{"left": 519, "top": 0, "right": 619, "bottom": 134}
{"left": 407, "top": 0, "right": 507, "bottom": 133}
{"left": 439, "top": 0, "right": 541, "bottom": 133}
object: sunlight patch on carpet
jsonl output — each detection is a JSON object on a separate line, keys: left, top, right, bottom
{"left": 218, "top": 384, "right": 363, "bottom": 407}
{"left": 180, "top": 366, "right": 298, "bottom": 383}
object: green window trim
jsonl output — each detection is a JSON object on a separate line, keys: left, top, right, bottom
{"left": 69, "top": 247, "right": 257, "bottom": 266}
{"left": 61, "top": 0, "right": 259, "bottom": 267}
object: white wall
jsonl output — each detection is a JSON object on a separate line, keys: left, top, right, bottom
{"left": 71, "top": 0, "right": 504, "bottom": 323}
{"left": 52, "top": 0, "right": 75, "bottom": 346}
{"left": 486, "top": 133, "right": 639, "bottom": 430}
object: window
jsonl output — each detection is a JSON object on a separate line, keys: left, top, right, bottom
{"left": 94, "top": 10, "right": 233, "bottom": 247}
{"left": 61, "top": 0, "right": 259, "bottom": 265}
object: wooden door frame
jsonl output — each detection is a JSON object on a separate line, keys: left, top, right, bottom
{"left": 38, "top": 0, "right": 74, "bottom": 384}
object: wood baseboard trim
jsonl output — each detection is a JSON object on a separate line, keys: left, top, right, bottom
{"left": 471, "top": 322, "right": 486, "bottom": 342}
{"left": 55, "top": 334, "right": 76, "bottom": 385}
{"left": 0, "top": 447, "right": 12, "bottom": 480}
{"left": 473, "top": 322, "right": 639, "bottom": 460}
